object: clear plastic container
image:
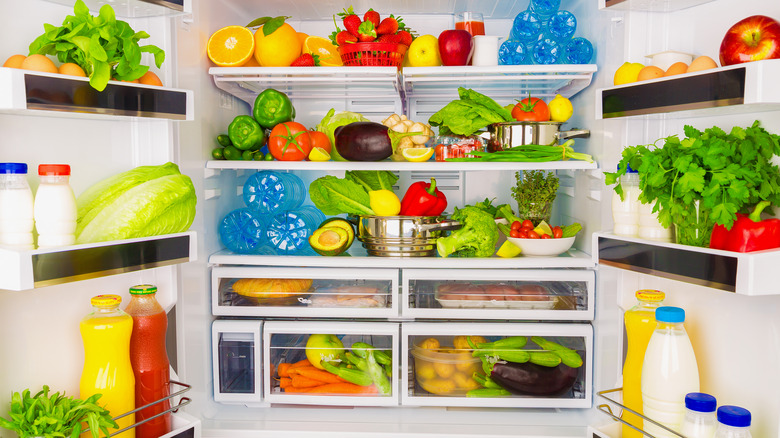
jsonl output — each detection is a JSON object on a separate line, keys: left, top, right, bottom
{"left": 529, "top": 0, "right": 561, "bottom": 20}
{"left": 243, "top": 170, "right": 305, "bottom": 215}
{"left": 681, "top": 392, "right": 717, "bottom": 438}
{"left": 714, "top": 406, "right": 752, "bottom": 438}
{"left": 219, "top": 207, "right": 268, "bottom": 254}
{"left": 509, "top": 10, "right": 542, "bottom": 43}
{"left": 266, "top": 205, "right": 325, "bottom": 255}
{"left": 498, "top": 39, "right": 530, "bottom": 65}
{"left": 34, "top": 164, "right": 76, "bottom": 248}
{"left": 0, "top": 163, "right": 34, "bottom": 250}
{"left": 612, "top": 168, "right": 640, "bottom": 238}
{"left": 531, "top": 37, "right": 562, "bottom": 65}
{"left": 559, "top": 37, "right": 593, "bottom": 64}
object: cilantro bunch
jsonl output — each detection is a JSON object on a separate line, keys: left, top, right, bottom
{"left": 605, "top": 121, "right": 780, "bottom": 246}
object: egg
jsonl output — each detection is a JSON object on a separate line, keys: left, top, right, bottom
{"left": 3, "top": 54, "right": 26, "bottom": 68}
{"left": 664, "top": 62, "right": 689, "bottom": 77}
{"left": 58, "top": 62, "right": 86, "bottom": 77}
{"left": 687, "top": 56, "right": 718, "bottom": 73}
{"left": 20, "top": 54, "right": 57, "bottom": 73}
{"left": 637, "top": 65, "right": 665, "bottom": 81}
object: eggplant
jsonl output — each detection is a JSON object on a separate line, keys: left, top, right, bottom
{"left": 490, "top": 361, "right": 578, "bottom": 396}
{"left": 334, "top": 121, "right": 420, "bottom": 161}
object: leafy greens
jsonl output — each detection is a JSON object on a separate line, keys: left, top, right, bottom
{"left": 309, "top": 171, "right": 398, "bottom": 216}
{"left": 428, "top": 87, "right": 514, "bottom": 136}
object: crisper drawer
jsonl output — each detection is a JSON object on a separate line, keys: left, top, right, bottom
{"left": 211, "top": 320, "right": 263, "bottom": 406}
{"left": 211, "top": 266, "right": 398, "bottom": 318}
{"left": 263, "top": 321, "right": 399, "bottom": 407}
{"left": 402, "top": 268, "right": 594, "bottom": 320}
{"left": 401, "top": 322, "right": 592, "bottom": 408}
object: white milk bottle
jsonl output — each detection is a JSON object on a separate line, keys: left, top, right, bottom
{"left": 681, "top": 392, "right": 717, "bottom": 438}
{"left": 611, "top": 166, "right": 640, "bottom": 237}
{"left": 641, "top": 306, "right": 700, "bottom": 437}
{"left": 638, "top": 201, "right": 673, "bottom": 242}
{"left": 34, "top": 164, "right": 77, "bottom": 248}
{"left": 714, "top": 406, "right": 752, "bottom": 438}
{"left": 0, "top": 163, "right": 34, "bottom": 250}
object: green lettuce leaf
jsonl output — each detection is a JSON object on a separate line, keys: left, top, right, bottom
{"left": 309, "top": 175, "right": 374, "bottom": 216}
{"left": 344, "top": 170, "right": 398, "bottom": 192}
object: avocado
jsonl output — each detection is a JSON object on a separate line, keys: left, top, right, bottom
{"left": 318, "top": 217, "right": 355, "bottom": 248}
{"left": 309, "top": 226, "right": 350, "bottom": 256}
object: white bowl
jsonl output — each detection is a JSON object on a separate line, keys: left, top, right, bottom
{"left": 505, "top": 236, "right": 575, "bottom": 257}
{"left": 645, "top": 50, "right": 694, "bottom": 71}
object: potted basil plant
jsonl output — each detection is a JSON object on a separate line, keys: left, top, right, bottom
{"left": 0, "top": 385, "right": 118, "bottom": 438}
{"left": 605, "top": 121, "right": 780, "bottom": 247}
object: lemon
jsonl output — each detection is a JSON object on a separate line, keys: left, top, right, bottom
{"left": 308, "top": 146, "right": 331, "bottom": 161}
{"left": 369, "top": 189, "right": 401, "bottom": 216}
{"left": 548, "top": 94, "right": 574, "bottom": 123}
{"left": 613, "top": 62, "right": 645, "bottom": 85}
{"left": 401, "top": 147, "right": 434, "bottom": 162}
{"left": 533, "top": 220, "right": 553, "bottom": 237}
{"left": 496, "top": 240, "right": 522, "bottom": 258}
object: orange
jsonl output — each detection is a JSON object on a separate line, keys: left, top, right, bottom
{"left": 687, "top": 56, "right": 718, "bottom": 73}
{"left": 207, "top": 25, "right": 256, "bottom": 67}
{"left": 241, "top": 56, "right": 260, "bottom": 67}
{"left": 303, "top": 35, "right": 342, "bottom": 67}
{"left": 58, "top": 62, "right": 86, "bottom": 77}
{"left": 3, "top": 54, "right": 25, "bottom": 68}
{"left": 664, "top": 62, "right": 688, "bottom": 77}
{"left": 297, "top": 32, "right": 309, "bottom": 46}
{"left": 254, "top": 22, "right": 301, "bottom": 67}
{"left": 139, "top": 71, "right": 163, "bottom": 86}
{"left": 636, "top": 65, "right": 664, "bottom": 81}
{"left": 20, "top": 54, "right": 57, "bottom": 73}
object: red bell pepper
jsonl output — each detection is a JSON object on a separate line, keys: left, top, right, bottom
{"left": 709, "top": 201, "right": 780, "bottom": 252}
{"left": 399, "top": 178, "right": 447, "bottom": 216}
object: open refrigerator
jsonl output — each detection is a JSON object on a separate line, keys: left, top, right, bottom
{"left": 1, "top": 0, "right": 780, "bottom": 437}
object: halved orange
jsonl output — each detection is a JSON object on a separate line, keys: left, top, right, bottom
{"left": 207, "top": 25, "right": 255, "bottom": 67}
{"left": 303, "top": 36, "right": 342, "bottom": 67}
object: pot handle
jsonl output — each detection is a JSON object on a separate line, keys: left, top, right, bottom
{"left": 557, "top": 128, "right": 590, "bottom": 140}
{"left": 416, "top": 220, "right": 463, "bottom": 233}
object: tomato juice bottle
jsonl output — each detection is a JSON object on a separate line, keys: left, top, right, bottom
{"left": 80, "top": 294, "right": 135, "bottom": 437}
{"left": 125, "top": 284, "right": 172, "bottom": 438}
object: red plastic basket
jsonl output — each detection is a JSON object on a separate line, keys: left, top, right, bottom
{"left": 338, "top": 42, "right": 408, "bottom": 67}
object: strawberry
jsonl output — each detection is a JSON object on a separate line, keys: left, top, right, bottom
{"left": 376, "top": 16, "right": 399, "bottom": 35}
{"left": 376, "top": 33, "right": 400, "bottom": 44}
{"left": 338, "top": 6, "right": 361, "bottom": 37}
{"left": 335, "top": 30, "right": 358, "bottom": 46}
{"left": 363, "top": 9, "right": 380, "bottom": 27}
{"left": 396, "top": 30, "right": 413, "bottom": 46}
{"left": 357, "top": 20, "right": 377, "bottom": 42}
{"left": 290, "top": 53, "right": 320, "bottom": 67}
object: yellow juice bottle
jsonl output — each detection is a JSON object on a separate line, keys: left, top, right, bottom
{"left": 622, "top": 289, "right": 665, "bottom": 438}
{"left": 80, "top": 294, "right": 135, "bottom": 437}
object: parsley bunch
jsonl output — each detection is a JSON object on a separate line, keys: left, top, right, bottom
{"left": 512, "top": 170, "right": 559, "bottom": 223}
{"left": 605, "top": 121, "right": 780, "bottom": 246}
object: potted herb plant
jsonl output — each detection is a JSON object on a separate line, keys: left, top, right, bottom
{"left": 0, "top": 385, "right": 117, "bottom": 438}
{"left": 512, "top": 170, "right": 560, "bottom": 225}
{"left": 605, "top": 121, "right": 780, "bottom": 247}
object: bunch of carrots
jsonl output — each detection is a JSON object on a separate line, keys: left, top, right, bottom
{"left": 276, "top": 358, "right": 379, "bottom": 395}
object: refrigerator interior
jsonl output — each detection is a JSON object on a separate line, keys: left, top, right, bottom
{"left": 0, "top": 0, "right": 779, "bottom": 437}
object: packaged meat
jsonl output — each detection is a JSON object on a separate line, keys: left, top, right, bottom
{"left": 434, "top": 282, "right": 557, "bottom": 309}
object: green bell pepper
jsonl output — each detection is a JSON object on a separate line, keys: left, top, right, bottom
{"left": 228, "top": 115, "right": 265, "bottom": 151}
{"left": 253, "top": 88, "right": 295, "bottom": 129}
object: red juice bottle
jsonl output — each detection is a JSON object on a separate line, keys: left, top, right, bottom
{"left": 125, "top": 284, "right": 171, "bottom": 438}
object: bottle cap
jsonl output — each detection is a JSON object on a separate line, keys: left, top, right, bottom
{"left": 655, "top": 306, "right": 685, "bottom": 323}
{"left": 0, "top": 163, "right": 28, "bottom": 174}
{"left": 618, "top": 163, "right": 638, "bottom": 173}
{"left": 91, "top": 294, "right": 122, "bottom": 307}
{"left": 685, "top": 392, "right": 716, "bottom": 412}
{"left": 38, "top": 164, "right": 71, "bottom": 176}
{"left": 717, "top": 405, "right": 751, "bottom": 427}
{"left": 130, "top": 284, "right": 158, "bottom": 295}
{"left": 636, "top": 289, "right": 665, "bottom": 302}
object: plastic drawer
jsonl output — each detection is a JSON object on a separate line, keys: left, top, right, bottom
{"left": 263, "top": 321, "right": 400, "bottom": 407}
{"left": 402, "top": 268, "right": 594, "bottom": 321}
{"left": 211, "top": 320, "right": 263, "bottom": 406}
{"left": 401, "top": 322, "right": 593, "bottom": 408}
{"left": 211, "top": 266, "right": 398, "bottom": 318}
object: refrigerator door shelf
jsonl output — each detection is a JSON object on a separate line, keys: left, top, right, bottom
{"left": 402, "top": 268, "right": 595, "bottom": 321}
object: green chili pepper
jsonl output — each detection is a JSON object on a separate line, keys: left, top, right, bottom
{"left": 228, "top": 115, "right": 266, "bottom": 151}
{"left": 252, "top": 88, "right": 295, "bottom": 129}
{"left": 466, "top": 388, "right": 511, "bottom": 397}
{"left": 321, "top": 361, "right": 373, "bottom": 386}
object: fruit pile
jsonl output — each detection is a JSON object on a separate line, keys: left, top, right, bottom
{"left": 613, "top": 55, "right": 719, "bottom": 85}
{"left": 331, "top": 7, "right": 413, "bottom": 47}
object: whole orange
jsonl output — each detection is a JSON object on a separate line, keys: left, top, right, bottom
{"left": 21, "top": 54, "right": 57, "bottom": 73}
{"left": 254, "top": 22, "right": 301, "bottom": 67}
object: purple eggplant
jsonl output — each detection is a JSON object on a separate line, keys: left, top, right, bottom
{"left": 490, "top": 361, "right": 578, "bottom": 396}
{"left": 334, "top": 121, "right": 420, "bottom": 161}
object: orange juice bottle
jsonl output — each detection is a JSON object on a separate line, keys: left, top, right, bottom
{"left": 622, "top": 289, "right": 665, "bottom": 438}
{"left": 80, "top": 295, "right": 136, "bottom": 437}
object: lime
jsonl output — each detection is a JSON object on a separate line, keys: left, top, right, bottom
{"left": 242, "top": 150, "right": 256, "bottom": 160}
{"left": 496, "top": 240, "right": 522, "bottom": 258}
{"left": 211, "top": 147, "right": 225, "bottom": 160}
{"left": 548, "top": 94, "right": 573, "bottom": 123}
{"left": 253, "top": 151, "right": 266, "bottom": 160}
{"left": 223, "top": 145, "right": 242, "bottom": 160}
{"left": 533, "top": 220, "right": 553, "bottom": 237}
{"left": 401, "top": 147, "right": 434, "bottom": 162}
{"left": 216, "top": 134, "right": 232, "bottom": 147}
{"left": 263, "top": 152, "right": 275, "bottom": 161}
{"left": 308, "top": 146, "right": 331, "bottom": 162}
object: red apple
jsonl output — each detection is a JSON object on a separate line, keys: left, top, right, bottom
{"left": 719, "top": 15, "right": 780, "bottom": 66}
{"left": 438, "top": 29, "right": 474, "bottom": 66}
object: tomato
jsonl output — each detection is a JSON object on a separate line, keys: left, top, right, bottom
{"left": 521, "top": 219, "right": 534, "bottom": 229}
{"left": 541, "top": 234, "right": 552, "bottom": 239}
{"left": 511, "top": 221, "right": 522, "bottom": 231}
{"left": 268, "top": 122, "right": 312, "bottom": 161}
{"left": 552, "top": 226, "right": 563, "bottom": 239}
{"left": 517, "top": 229, "right": 528, "bottom": 238}
{"left": 308, "top": 130, "right": 332, "bottom": 154}
{"left": 511, "top": 96, "right": 550, "bottom": 122}
{"left": 510, "top": 229, "right": 521, "bottom": 238}
{"left": 527, "top": 230, "right": 540, "bottom": 239}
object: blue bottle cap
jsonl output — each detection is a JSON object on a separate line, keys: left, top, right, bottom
{"left": 717, "top": 405, "right": 751, "bottom": 427}
{"left": 655, "top": 306, "right": 685, "bottom": 323}
{"left": 685, "top": 393, "right": 716, "bottom": 412}
{"left": 0, "top": 163, "right": 28, "bottom": 174}
{"left": 617, "top": 163, "right": 638, "bottom": 173}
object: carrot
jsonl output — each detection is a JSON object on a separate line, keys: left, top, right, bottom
{"left": 278, "top": 377, "right": 292, "bottom": 389}
{"left": 277, "top": 363, "right": 292, "bottom": 377}
{"left": 293, "top": 366, "right": 347, "bottom": 384}
{"left": 291, "top": 374, "right": 327, "bottom": 388}
{"left": 290, "top": 358, "right": 311, "bottom": 368}
{"left": 305, "top": 383, "right": 379, "bottom": 395}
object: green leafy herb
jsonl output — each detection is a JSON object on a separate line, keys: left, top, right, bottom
{"left": 605, "top": 121, "right": 780, "bottom": 240}
{"left": 28, "top": 0, "right": 165, "bottom": 92}
{"left": 246, "top": 16, "right": 291, "bottom": 35}
{"left": 512, "top": 170, "right": 560, "bottom": 213}
{"left": 428, "top": 87, "right": 514, "bottom": 136}
{"left": 344, "top": 170, "right": 398, "bottom": 192}
{"left": 473, "top": 197, "right": 498, "bottom": 216}
{"left": 0, "top": 385, "right": 118, "bottom": 438}
{"left": 309, "top": 175, "right": 375, "bottom": 216}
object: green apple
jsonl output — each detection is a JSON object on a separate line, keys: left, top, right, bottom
{"left": 407, "top": 34, "right": 441, "bottom": 67}
{"left": 305, "top": 334, "right": 345, "bottom": 369}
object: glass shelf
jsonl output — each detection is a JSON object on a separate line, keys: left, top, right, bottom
{"left": 206, "top": 159, "right": 599, "bottom": 172}
{"left": 42, "top": 0, "right": 188, "bottom": 17}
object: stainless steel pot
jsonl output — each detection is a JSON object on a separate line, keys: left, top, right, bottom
{"left": 482, "top": 121, "right": 590, "bottom": 152}
{"left": 352, "top": 215, "right": 462, "bottom": 257}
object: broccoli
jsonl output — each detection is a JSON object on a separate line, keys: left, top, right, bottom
{"left": 436, "top": 205, "right": 499, "bottom": 258}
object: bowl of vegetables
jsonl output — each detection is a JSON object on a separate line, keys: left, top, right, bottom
{"left": 500, "top": 219, "right": 581, "bottom": 257}
{"left": 505, "top": 235, "right": 575, "bottom": 257}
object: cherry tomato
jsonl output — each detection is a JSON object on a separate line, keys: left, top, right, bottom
{"left": 268, "top": 122, "right": 312, "bottom": 161}
{"left": 308, "top": 130, "right": 332, "bottom": 154}
{"left": 517, "top": 229, "right": 528, "bottom": 238}
{"left": 511, "top": 96, "right": 551, "bottom": 122}
{"left": 510, "top": 229, "right": 521, "bottom": 238}
{"left": 541, "top": 234, "right": 552, "bottom": 239}
{"left": 552, "top": 226, "right": 563, "bottom": 239}
{"left": 520, "top": 225, "right": 534, "bottom": 234}
{"left": 511, "top": 220, "right": 522, "bottom": 231}
{"left": 521, "top": 219, "right": 534, "bottom": 229}
{"left": 527, "top": 230, "right": 541, "bottom": 239}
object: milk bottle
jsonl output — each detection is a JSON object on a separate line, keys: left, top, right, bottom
{"left": 0, "top": 163, "right": 34, "bottom": 250}
{"left": 34, "top": 164, "right": 77, "bottom": 248}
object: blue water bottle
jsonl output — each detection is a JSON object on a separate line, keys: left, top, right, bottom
{"left": 545, "top": 10, "right": 577, "bottom": 42}
{"left": 265, "top": 205, "right": 326, "bottom": 255}
{"left": 532, "top": 37, "right": 562, "bottom": 65}
{"left": 498, "top": 39, "right": 530, "bottom": 65}
{"left": 559, "top": 37, "right": 594, "bottom": 64}
{"left": 243, "top": 170, "right": 305, "bottom": 215}
{"left": 509, "top": 10, "right": 542, "bottom": 44}
{"left": 219, "top": 208, "right": 268, "bottom": 254}
{"left": 530, "top": 0, "right": 560, "bottom": 21}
